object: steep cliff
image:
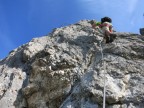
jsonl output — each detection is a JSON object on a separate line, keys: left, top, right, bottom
{"left": 0, "top": 20, "right": 144, "bottom": 108}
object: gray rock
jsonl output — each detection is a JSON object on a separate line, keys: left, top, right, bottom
{"left": 0, "top": 20, "right": 144, "bottom": 108}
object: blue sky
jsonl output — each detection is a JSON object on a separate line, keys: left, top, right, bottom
{"left": 0, "top": 0, "right": 144, "bottom": 59}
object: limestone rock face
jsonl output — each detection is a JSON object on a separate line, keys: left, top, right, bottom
{"left": 0, "top": 20, "right": 144, "bottom": 108}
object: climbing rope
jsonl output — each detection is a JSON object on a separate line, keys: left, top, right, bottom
{"left": 99, "top": 40, "right": 106, "bottom": 108}
{"left": 91, "top": 26, "right": 107, "bottom": 108}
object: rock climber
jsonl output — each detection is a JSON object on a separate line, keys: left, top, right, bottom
{"left": 90, "top": 17, "right": 116, "bottom": 43}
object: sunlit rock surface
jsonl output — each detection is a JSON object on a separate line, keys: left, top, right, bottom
{"left": 0, "top": 20, "right": 144, "bottom": 108}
